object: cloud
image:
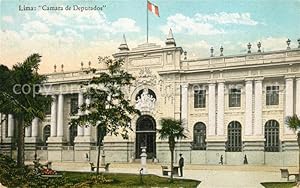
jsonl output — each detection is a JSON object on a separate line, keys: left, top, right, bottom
{"left": 161, "top": 13, "right": 224, "bottom": 35}
{"left": 22, "top": 21, "right": 50, "bottom": 33}
{"left": 161, "top": 12, "right": 259, "bottom": 36}
{"left": 2, "top": 16, "right": 14, "bottom": 23}
{"left": 111, "top": 18, "right": 140, "bottom": 33}
{"left": 181, "top": 40, "right": 213, "bottom": 58}
{"left": 255, "top": 37, "right": 289, "bottom": 51}
{"left": 195, "top": 12, "right": 258, "bottom": 25}
{"left": 36, "top": 10, "right": 66, "bottom": 26}
{"left": 36, "top": 10, "right": 140, "bottom": 34}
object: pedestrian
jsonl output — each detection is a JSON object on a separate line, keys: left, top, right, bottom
{"left": 179, "top": 153, "right": 184, "bottom": 177}
{"left": 243, "top": 154, "right": 248, "bottom": 164}
{"left": 219, "top": 155, "right": 223, "bottom": 165}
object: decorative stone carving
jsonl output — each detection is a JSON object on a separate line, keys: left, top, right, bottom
{"left": 136, "top": 89, "right": 156, "bottom": 112}
{"left": 135, "top": 67, "right": 157, "bottom": 86}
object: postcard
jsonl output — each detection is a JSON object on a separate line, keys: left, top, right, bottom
{"left": 1, "top": 0, "right": 300, "bottom": 187}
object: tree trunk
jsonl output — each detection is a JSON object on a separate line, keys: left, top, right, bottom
{"left": 169, "top": 138, "right": 175, "bottom": 182}
{"left": 170, "top": 149, "right": 174, "bottom": 182}
{"left": 16, "top": 116, "right": 25, "bottom": 167}
{"left": 297, "top": 131, "right": 300, "bottom": 182}
{"left": 96, "top": 138, "right": 101, "bottom": 174}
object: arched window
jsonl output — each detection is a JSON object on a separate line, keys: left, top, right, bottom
{"left": 265, "top": 120, "right": 280, "bottom": 152}
{"left": 193, "top": 122, "right": 206, "bottom": 150}
{"left": 227, "top": 121, "right": 242, "bottom": 152}
{"left": 43, "top": 125, "right": 50, "bottom": 145}
{"left": 69, "top": 125, "right": 77, "bottom": 146}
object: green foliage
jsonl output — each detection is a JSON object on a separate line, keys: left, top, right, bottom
{"left": 61, "top": 172, "right": 200, "bottom": 188}
{"left": 0, "top": 159, "right": 199, "bottom": 188}
{"left": 70, "top": 57, "right": 140, "bottom": 140}
{"left": 158, "top": 118, "right": 187, "bottom": 151}
{"left": 0, "top": 154, "right": 66, "bottom": 187}
{"left": 0, "top": 54, "right": 51, "bottom": 167}
{"left": 286, "top": 114, "right": 300, "bottom": 132}
{"left": 157, "top": 118, "right": 187, "bottom": 182}
{"left": 0, "top": 53, "right": 51, "bottom": 124}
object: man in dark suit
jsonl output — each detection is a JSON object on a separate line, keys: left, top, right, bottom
{"left": 179, "top": 154, "right": 184, "bottom": 177}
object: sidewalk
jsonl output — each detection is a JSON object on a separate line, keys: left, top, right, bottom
{"left": 49, "top": 162, "right": 291, "bottom": 188}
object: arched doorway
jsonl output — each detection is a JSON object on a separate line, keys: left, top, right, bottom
{"left": 136, "top": 115, "right": 156, "bottom": 159}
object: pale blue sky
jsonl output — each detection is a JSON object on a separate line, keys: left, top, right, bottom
{"left": 1, "top": 0, "right": 299, "bottom": 72}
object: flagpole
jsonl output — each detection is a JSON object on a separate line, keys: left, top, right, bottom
{"left": 146, "top": 0, "right": 149, "bottom": 43}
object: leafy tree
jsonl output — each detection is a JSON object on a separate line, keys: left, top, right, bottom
{"left": 70, "top": 57, "right": 140, "bottom": 174}
{"left": 286, "top": 114, "right": 300, "bottom": 182}
{"left": 158, "top": 118, "right": 187, "bottom": 182}
{"left": 0, "top": 54, "right": 51, "bottom": 167}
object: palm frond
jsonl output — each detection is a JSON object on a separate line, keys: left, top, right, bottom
{"left": 286, "top": 114, "right": 300, "bottom": 131}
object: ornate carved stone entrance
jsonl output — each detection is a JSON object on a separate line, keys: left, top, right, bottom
{"left": 135, "top": 115, "right": 156, "bottom": 159}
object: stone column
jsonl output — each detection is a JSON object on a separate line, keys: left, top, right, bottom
{"left": 77, "top": 92, "right": 84, "bottom": 136}
{"left": 284, "top": 77, "right": 294, "bottom": 135}
{"left": 57, "top": 94, "right": 64, "bottom": 137}
{"left": 25, "top": 117, "right": 39, "bottom": 153}
{"left": 217, "top": 82, "right": 224, "bottom": 136}
{"left": 245, "top": 80, "right": 253, "bottom": 136}
{"left": 50, "top": 95, "right": 57, "bottom": 137}
{"left": 1, "top": 114, "right": 7, "bottom": 138}
{"left": 181, "top": 84, "right": 188, "bottom": 129}
{"left": 25, "top": 126, "right": 31, "bottom": 137}
{"left": 208, "top": 83, "right": 216, "bottom": 136}
{"left": 296, "top": 78, "right": 300, "bottom": 116}
{"left": 47, "top": 94, "right": 64, "bottom": 161}
{"left": 254, "top": 79, "right": 263, "bottom": 136}
{"left": 7, "top": 114, "right": 14, "bottom": 137}
{"left": 31, "top": 117, "right": 39, "bottom": 137}
{"left": 84, "top": 97, "right": 91, "bottom": 137}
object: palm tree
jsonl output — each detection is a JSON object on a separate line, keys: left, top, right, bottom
{"left": 286, "top": 114, "right": 300, "bottom": 181}
{"left": 158, "top": 118, "right": 187, "bottom": 182}
{"left": 0, "top": 54, "right": 51, "bottom": 167}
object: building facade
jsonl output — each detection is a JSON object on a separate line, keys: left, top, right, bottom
{"left": 1, "top": 32, "right": 300, "bottom": 166}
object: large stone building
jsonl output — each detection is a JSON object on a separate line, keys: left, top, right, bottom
{"left": 1, "top": 31, "right": 300, "bottom": 166}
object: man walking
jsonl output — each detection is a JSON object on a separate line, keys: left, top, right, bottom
{"left": 179, "top": 153, "right": 184, "bottom": 177}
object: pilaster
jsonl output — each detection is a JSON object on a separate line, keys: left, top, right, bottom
{"left": 181, "top": 83, "right": 188, "bottom": 130}
{"left": 284, "top": 77, "right": 294, "bottom": 135}
{"left": 208, "top": 82, "right": 216, "bottom": 136}
{"left": 217, "top": 81, "right": 224, "bottom": 136}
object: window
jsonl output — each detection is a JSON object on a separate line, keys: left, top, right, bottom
{"left": 264, "top": 120, "right": 280, "bottom": 152}
{"left": 193, "top": 122, "right": 206, "bottom": 150}
{"left": 70, "top": 97, "right": 78, "bottom": 115}
{"left": 229, "top": 88, "right": 241, "bottom": 107}
{"left": 69, "top": 125, "right": 77, "bottom": 146}
{"left": 43, "top": 125, "right": 50, "bottom": 145}
{"left": 194, "top": 88, "right": 206, "bottom": 108}
{"left": 227, "top": 121, "right": 242, "bottom": 152}
{"left": 266, "top": 86, "right": 279, "bottom": 105}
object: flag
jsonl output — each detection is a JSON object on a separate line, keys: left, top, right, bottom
{"left": 147, "top": 1, "right": 159, "bottom": 17}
